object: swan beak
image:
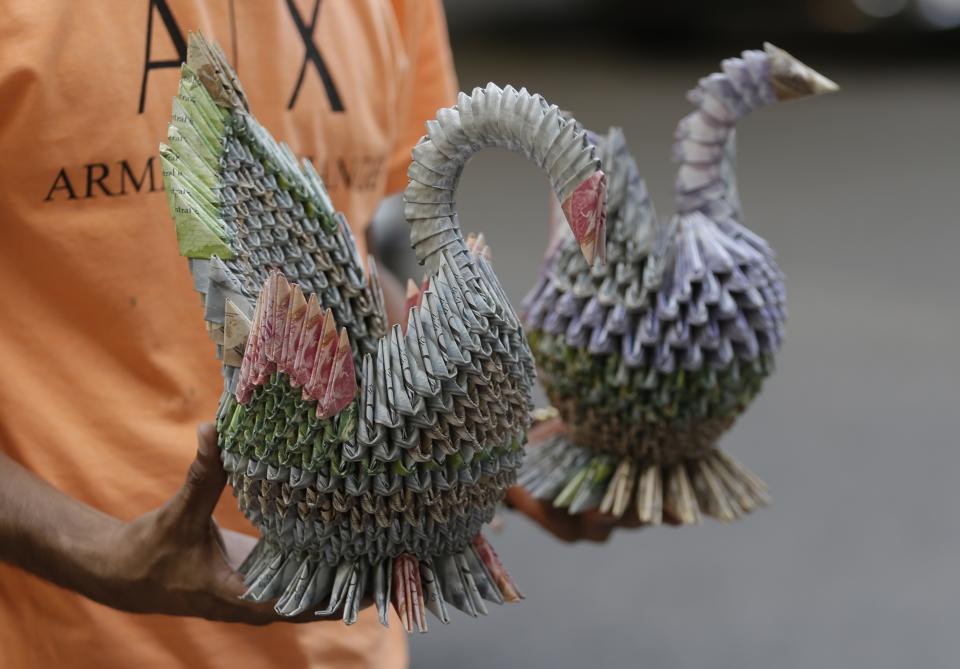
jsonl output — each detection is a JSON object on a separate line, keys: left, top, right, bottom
{"left": 764, "top": 42, "right": 839, "bottom": 100}
{"left": 561, "top": 169, "right": 607, "bottom": 266}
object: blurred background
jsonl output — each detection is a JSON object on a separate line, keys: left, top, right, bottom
{"left": 370, "top": 1, "right": 960, "bottom": 668}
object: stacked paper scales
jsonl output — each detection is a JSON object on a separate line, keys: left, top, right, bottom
{"left": 521, "top": 44, "right": 838, "bottom": 524}
{"left": 161, "top": 34, "right": 605, "bottom": 629}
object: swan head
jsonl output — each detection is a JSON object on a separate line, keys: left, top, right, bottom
{"left": 764, "top": 42, "right": 839, "bottom": 101}
{"left": 561, "top": 169, "right": 608, "bottom": 265}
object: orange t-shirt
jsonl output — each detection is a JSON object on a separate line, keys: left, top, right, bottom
{"left": 0, "top": 1, "right": 456, "bottom": 667}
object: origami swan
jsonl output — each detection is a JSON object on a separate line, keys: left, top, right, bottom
{"left": 161, "top": 34, "right": 605, "bottom": 630}
{"left": 521, "top": 44, "right": 837, "bottom": 525}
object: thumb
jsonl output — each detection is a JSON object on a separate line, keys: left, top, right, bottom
{"left": 169, "top": 422, "right": 227, "bottom": 526}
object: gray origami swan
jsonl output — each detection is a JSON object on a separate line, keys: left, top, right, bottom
{"left": 521, "top": 44, "right": 838, "bottom": 524}
{"left": 161, "top": 34, "right": 606, "bottom": 630}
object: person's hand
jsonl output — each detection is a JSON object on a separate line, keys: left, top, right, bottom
{"left": 505, "top": 415, "right": 675, "bottom": 543}
{"left": 505, "top": 485, "right": 644, "bottom": 543}
{"left": 96, "top": 423, "right": 329, "bottom": 624}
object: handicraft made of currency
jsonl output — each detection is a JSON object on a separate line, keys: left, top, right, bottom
{"left": 521, "top": 44, "right": 837, "bottom": 525}
{"left": 161, "top": 34, "right": 605, "bottom": 630}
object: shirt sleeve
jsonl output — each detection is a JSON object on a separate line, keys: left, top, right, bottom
{"left": 384, "top": 0, "right": 458, "bottom": 196}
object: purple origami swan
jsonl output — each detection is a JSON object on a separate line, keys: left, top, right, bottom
{"left": 520, "top": 44, "right": 838, "bottom": 524}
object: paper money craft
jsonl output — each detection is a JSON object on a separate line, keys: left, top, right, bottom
{"left": 520, "top": 44, "right": 837, "bottom": 524}
{"left": 161, "top": 33, "right": 605, "bottom": 629}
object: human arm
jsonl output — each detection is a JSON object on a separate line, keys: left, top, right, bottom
{"left": 0, "top": 423, "right": 335, "bottom": 624}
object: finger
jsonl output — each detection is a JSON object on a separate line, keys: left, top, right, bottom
{"left": 232, "top": 599, "right": 352, "bottom": 624}
{"left": 577, "top": 520, "right": 613, "bottom": 543}
{"left": 662, "top": 508, "right": 683, "bottom": 526}
{"left": 582, "top": 510, "right": 619, "bottom": 527}
{"left": 168, "top": 423, "right": 227, "bottom": 526}
{"left": 206, "top": 545, "right": 274, "bottom": 622}
{"left": 208, "top": 562, "right": 345, "bottom": 624}
{"left": 586, "top": 507, "right": 647, "bottom": 530}
{"left": 618, "top": 505, "right": 649, "bottom": 529}
{"left": 205, "top": 541, "right": 331, "bottom": 625}
{"left": 208, "top": 556, "right": 291, "bottom": 623}
{"left": 616, "top": 515, "right": 647, "bottom": 530}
